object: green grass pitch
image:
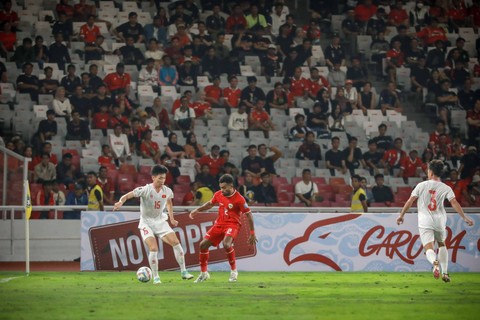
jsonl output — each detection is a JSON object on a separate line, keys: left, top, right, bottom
{"left": 1, "top": 271, "right": 479, "bottom": 320}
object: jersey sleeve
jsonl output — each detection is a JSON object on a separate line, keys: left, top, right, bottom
{"left": 411, "top": 183, "right": 421, "bottom": 198}
{"left": 166, "top": 187, "right": 173, "bottom": 200}
{"left": 445, "top": 185, "right": 456, "bottom": 202}
{"left": 237, "top": 194, "right": 251, "bottom": 214}
{"left": 210, "top": 191, "right": 219, "bottom": 205}
{"left": 133, "top": 185, "right": 148, "bottom": 198}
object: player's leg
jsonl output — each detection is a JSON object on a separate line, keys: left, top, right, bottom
{"left": 223, "top": 235, "right": 238, "bottom": 282}
{"left": 419, "top": 228, "right": 440, "bottom": 279}
{"left": 436, "top": 229, "right": 450, "bottom": 282}
{"left": 144, "top": 236, "right": 161, "bottom": 284}
{"left": 161, "top": 232, "right": 193, "bottom": 280}
{"left": 194, "top": 238, "right": 213, "bottom": 283}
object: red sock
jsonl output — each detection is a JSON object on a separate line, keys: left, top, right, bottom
{"left": 199, "top": 249, "right": 209, "bottom": 272}
{"left": 226, "top": 248, "right": 236, "bottom": 270}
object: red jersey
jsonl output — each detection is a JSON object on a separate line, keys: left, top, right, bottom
{"left": 250, "top": 109, "right": 270, "bottom": 124}
{"left": 445, "top": 179, "right": 469, "bottom": 203}
{"left": 0, "top": 32, "right": 16, "bottom": 51}
{"left": 308, "top": 77, "right": 329, "bottom": 97}
{"left": 223, "top": 86, "right": 241, "bottom": 108}
{"left": 416, "top": 27, "right": 447, "bottom": 45}
{"left": 354, "top": 4, "right": 377, "bottom": 23}
{"left": 108, "top": 115, "right": 129, "bottom": 129}
{"left": 0, "top": 10, "right": 19, "bottom": 24}
{"left": 290, "top": 77, "right": 309, "bottom": 97}
{"left": 226, "top": 15, "right": 247, "bottom": 32}
{"left": 92, "top": 112, "right": 110, "bottom": 129}
{"left": 140, "top": 141, "right": 160, "bottom": 157}
{"left": 182, "top": 192, "right": 194, "bottom": 205}
{"left": 158, "top": 109, "right": 170, "bottom": 129}
{"left": 79, "top": 24, "right": 101, "bottom": 43}
{"left": 383, "top": 149, "right": 407, "bottom": 167}
{"left": 191, "top": 101, "right": 211, "bottom": 117}
{"left": 429, "top": 131, "right": 452, "bottom": 146}
{"left": 470, "top": 6, "right": 480, "bottom": 26}
{"left": 56, "top": 4, "right": 74, "bottom": 18}
{"left": 388, "top": 8, "right": 408, "bottom": 25}
{"left": 205, "top": 85, "right": 222, "bottom": 101}
{"left": 98, "top": 156, "right": 113, "bottom": 166}
{"left": 400, "top": 156, "right": 423, "bottom": 178}
{"left": 198, "top": 155, "right": 225, "bottom": 177}
{"left": 97, "top": 177, "right": 114, "bottom": 194}
{"left": 448, "top": 6, "right": 467, "bottom": 23}
{"left": 386, "top": 48, "right": 404, "bottom": 67}
{"left": 211, "top": 190, "right": 251, "bottom": 226}
{"left": 103, "top": 72, "right": 131, "bottom": 92}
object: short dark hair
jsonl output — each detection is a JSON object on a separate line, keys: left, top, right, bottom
{"left": 62, "top": 153, "right": 72, "bottom": 159}
{"left": 428, "top": 160, "right": 444, "bottom": 177}
{"left": 331, "top": 136, "right": 340, "bottom": 142}
{"left": 352, "top": 174, "right": 362, "bottom": 181}
{"left": 151, "top": 165, "right": 168, "bottom": 176}
{"left": 374, "top": 174, "right": 384, "bottom": 180}
{"left": 294, "top": 113, "right": 305, "bottom": 121}
{"left": 394, "top": 138, "right": 403, "bottom": 144}
{"left": 302, "top": 169, "right": 311, "bottom": 174}
{"left": 219, "top": 174, "right": 234, "bottom": 185}
{"left": 378, "top": 124, "right": 387, "bottom": 130}
{"left": 368, "top": 139, "right": 376, "bottom": 145}
{"left": 87, "top": 171, "right": 97, "bottom": 178}
{"left": 260, "top": 172, "right": 270, "bottom": 179}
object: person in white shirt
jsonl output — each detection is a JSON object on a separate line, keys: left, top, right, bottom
{"left": 270, "top": 3, "right": 287, "bottom": 37}
{"left": 294, "top": 169, "right": 319, "bottom": 206}
{"left": 113, "top": 165, "right": 194, "bottom": 284}
{"left": 228, "top": 104, "right": 248, "bottom": 132}
{"left": 174, "top": 97, "right": 196, "bottom": 135}
{"left": 138, "top": 58, "right": 160, "bottom": 92}
{"left": 52, "top": 86, "right": 72, "bottom": 118}
{"left": 109, "top": 124, "right": 131, "bottom": 167}
{"left": 144, "top": 107, "right": 160, "bottom": 129}
{"left": 397, "top": 159, "right": 474, "bottom": 282}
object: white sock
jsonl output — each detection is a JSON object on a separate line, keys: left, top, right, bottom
{"left": 149, "top": 251, "right": 159, "bottom": 278}
{"left": 425, "top": 249, "right": 437, "bottom": 265}
{"left": 438, "top": 246, "right": 448, "bottom": 274}
{"left": 173, "top": 244, "right": 187, "bottom": 272}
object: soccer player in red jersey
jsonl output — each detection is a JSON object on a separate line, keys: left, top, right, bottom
{"left": 189, "top": 174, "right": 257, "bottom": 283}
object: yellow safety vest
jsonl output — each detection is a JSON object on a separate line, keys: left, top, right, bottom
{"left": 351, "top": 188, "right": 367, "bottom": 213}
{"left": 197, "top": 187, "right": 214, "bottom": 205}
{"left": 88, "top": 185, "right": 103, "bottom": 210}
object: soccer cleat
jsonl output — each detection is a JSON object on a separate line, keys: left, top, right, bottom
{"left": 153, "top": 276, "right": 161, "bottom": 284}
{"left": 433, "top": 260, "right": 440, "bottom": 279}
{"left": 442, "top": 273, "right": 451, "bottom": 283}
{"left": 181, "top": 271, "right": 194, "bottom": 280}
{"left": 228, "top": 270, "right": 238, "bottom": 282}
{"left": 194, "top": 272, "right": 210, "bottom": 283}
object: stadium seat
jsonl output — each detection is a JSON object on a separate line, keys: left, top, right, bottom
{"left": 119, "top": 164, "right": 137, "bottom": 174}
{"left": 176, "top": 175, "right": 191, "bottom": 185}
{"left": 117, "top": 174, "right": 135, "bottom": 193}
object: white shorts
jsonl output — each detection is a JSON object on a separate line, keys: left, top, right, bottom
{"left": 419, "top": 227, "right": 446, "bottom": 246}
{"left": 138, "top": 220, "right": 174, "bottom": 241}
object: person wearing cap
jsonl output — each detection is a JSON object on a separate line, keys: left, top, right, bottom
{"left": 466, "top": 98, "right": 480, "bottom": 147}
{"left": 178, "top": 56, "right": 199, "bottom": 86}
{"left": 139, "top": 58, "right": 159, "bottom": 91}
{"left": 114, "top": 12, "right": 145, "bottom": 43}
{"left": 103, "top": 63, "right": 131, "bottom": 96}
{"left": 324, "top": 34, "right": 345, "bottom": 68}
{"left": 173, "top": 23, "right": 192, "bottom": 47}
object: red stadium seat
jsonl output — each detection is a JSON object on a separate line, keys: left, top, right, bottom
{"left": 291, "top": 177, "right": 302, "bottom": 186}
{"left": 276, "top": 184, "right": 294, "bottom": 193}
{"left": 334, "top": 193, "right": 350, "bottom": 202}
{"left": 336, "top": 184, "right": 353, "bottom": 194}
{"left": 174, "top": 184, "right": 191, "bottom": 193}
{"left": 136, "top": 174, "right": 151, "bottom": 186}
{"left": 117, "top": 174, "right": 135, "bottom": 193}
{"left": 173, "top": 193, "right": 186, "bottom": 206}
{"left": 396, "top": 186, "right": 412, "bottom": 194}
{"left": 62, "top": 149, "right": 79, "bottom": 157}
{"left": 370, "top": 202, "right": 389, "bottom": 207}
{"left": 272, "top": 176, "right": 289, "bottom": 186}
{"left": 312, "top": 177, "right": 327, "bottom": 185}
{"left": 330, "top": 177, "right": 346, "bottom": 185}
{"left": 176, "top": 175, "right": 191, "bottom": 185}
{"left": 139, "top": 165, "right": 152, "bottom": 175}
{"left": 317, "top": 184, "right": 334, "bottom": 193}
{"left": 277, "top": 191, "right": 294, "bottom": 203}
{"left": 119, "top": 164, "right": 137, "bottom": 174}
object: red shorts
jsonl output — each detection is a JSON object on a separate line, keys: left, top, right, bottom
{"left": 205, "top": 224, "right": 239, "bottom": 246}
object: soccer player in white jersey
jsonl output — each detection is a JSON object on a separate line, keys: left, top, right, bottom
{"left": 397, "top": 160, "right": 474, "bottom": 282}
{"left": 113, "top": 165, "right": 194, "bottom": 284}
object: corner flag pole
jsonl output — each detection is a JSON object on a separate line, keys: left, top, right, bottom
{"left": 24, "top": 155, "right": 32, "bottom": 275}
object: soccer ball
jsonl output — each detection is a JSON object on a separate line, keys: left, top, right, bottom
{"left": 136, "top": 266, "right": 152, "bottom": 283}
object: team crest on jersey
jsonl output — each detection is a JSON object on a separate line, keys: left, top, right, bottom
{"left": 228, "top": 203, "right": 233, "bottom": 209}
{"left": 162, "top": 194, "right": 166, "bottom": 198}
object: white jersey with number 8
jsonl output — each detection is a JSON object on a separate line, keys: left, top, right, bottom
{"left": 411, "top": 180, "right": 455, "bottom": 230}
{"left": 133, "top": 184, "right": 173, "bottom": 223}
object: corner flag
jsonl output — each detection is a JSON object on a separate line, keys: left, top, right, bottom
{"left": 25, "top": 181, "right": 32, "bottom": 220}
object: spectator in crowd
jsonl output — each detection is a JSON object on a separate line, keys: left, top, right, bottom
{"left": 64, "top": 183, "right": 88, "bottom": 219}
{"left": 98, "top": 145, "right": 113, "bottom": 166}
{"left": 372, "top": 123, "right": 393, "bottom": 153}
{"left": 96, "top": 166, "right": 115, "bottom": 205}
{"left": 371, "top": 173, "right": 394, "bottom": 205}
{"left": 195, "top": 164, "right": 219, "bottom": 192}
{"left": 360, "top": 176, "right": 374, "bottom": 205}
{"left": 410, "top": 56, "right": 429, "bottom": 104}
{"left": 445, "top": 169, "right": 473, "bottom": 205}
{"left": 249, "top": 99, "right": 275, "bottom": 138}
{"left": 258, "top": 144, "right": 282, "bottom": 176}
{"left": 70, "top": 85, "right": 91, "bottom": 119}
{"left": 103, "top": 63, "right": 131, "bottom": 97}
{"left": 33, "top": 36, "right": 48, "bottom": 67}
{"left": 426, "top": 40, "right": 446, "bottom": 69}
{"left": 358, "top": 81, "right": 377, "bottom": 115}
{"left": 11, "top": 37, "right": 35, "bottom": 68}
{"left": 16, "top": 62, "right": 40, "bottom": 102}
{"left": 49, "top": 33, "right": 71, "bottom": 71}
{"left": 56, "top": 153, "right": 78, "bottom": 187}
{"left": 344, "top": 80, "right": 358, "bottom": 110}
{"left": 184, "top": 132, "right": 206, "bottom": 160}
{"left": 253, "top": 172, "right": 277, "bottom": 205}
{"left": 226, "top": 4, "right": 247, "bottom": 33}
{"left": 466, "top": 99, "right": 480, "bottom": 146}
{"left": 228, "top": 104, "right": 249, "bottom": 134}
{"left": 173, "top": 95, "right": 196, "bottom": 135}
{"left": 241, "top": 76, "right": 266, "bottom": 111}
{"left": 53, "top": 87, "right": 72, "bottom": 119}
{"left": 0, "top": 0, "right": 19, "bottom": 29}
{"left": 408, "top": 0, "right": 429, "bottom": 30}
{"left": 166, "top": 132, "right": 186, "bottom": 159}
{"left": 385, "top": 39, "right": 404, "bottom": 84}
{"left": 193, "top": 181, "right": 215, "bottom": 206}
{"left": 116, "top": 34, "right": 146, "bottom": 67}
{"left": 381, "top": 137, "right": 407, "bottom": 175}
{"left": 33, "top": 180, "right": 55, "bottom": 219}
{"left": 139, "top": 129, "right": 161, "bottom": 163}
{"left": 206, "top": 4, "right": 226, "bottom": 35}
{"left": 201, "top": 46, "right": 221, "bottom": 79}
{"left": 143, "top": 107, "right": 159, "bottom": 130}
{"left": 342, "top": 9, "right": 361, "bottom": 57}
{"left": 52, "top": 11, "right": 73, "bottom": 41}
{"left": 0, "top": 21, "right": 16, "bottom": 58}
{"left": 32, "top": 142, "right": 58, "bottom": 167}
{"left": 344, "top": 136, "right": 366, "bottom": 174}
{"left": 290, "top": 114, "right": 312, "bottom": 141}
{"left": 39, "top": 67, "right": 60, "bottom": 95}
{"left": 398, "top": 150, "right": 423, "bottom": 182}
{"left": 84, "top": 34, "right": 106, "bottom": 62}
{"left": 347, "top": 57, "right": 368, "bottom": 91}
{"left": 66, "top": 110, "right": 91, "bottom": 147}
{"left": 223, "top": 75, "right": 241, "bottom": 112}
{"left": 239, "top": 172, "right": 257, "bottom": 205}
{"left": 390, "top": 25, "right": 411, "bottom": 53}
{"left": 351, "top": 174, "right": 368, "bottom": 213}
{"left": 204, "top": 76, "right": 222, "bottom": 108}
{"left": 241, "top": 145, "right": 265, "bottom": 178}
{"left": 34, "top": 153, "right": 57, "bottom": 183}
{"left": 366, "top": 7, "right": 387, "bottom": 37}
{"left": 326, "top": 136, "right": 348, "bottom": 176}
{"left": 388, "top": 0, "right": 408, "bottom": 27}
{"left": 307, "top": 102, "right": 329, "bottom": 137}
{"left": 178, "top": 58, "right": 199, "bottom": 87}
{"left": 429, "top": 119, "right": 451, "bottom": 147}
{"left": 458, "top": 78, "right": 476, "bottom": 111}
{"left": 378, "top": 81, "right": 403, "bottom": 115}
{"left": 86, "top": 171, "right": 104, "bottom": 211}
{"left": 109, "top": 124, "right": 131, "bottom": 167}
{"left": 290, "top": 67, "right": 309, "bottom": 100}
{"left": 324, "top": 34, "right": 346, "bottom": 68}
{"left": 31, "top": 110, "right": 57, "bottom": 154}
{"left": 416, "top": 17, "right": 447, "bottom": 48}
{"left": 114, "top": 11, "right": 145, "bottom": 43}
{"left": 327, "top": 63, "right": 347, "bottom": 87}
{"left": 61, "top": 64, "right": 81, "bottom": 95}
{"left": 281, "top": 48, "right": 301, "bottom": 78}
{"left": 364, "top": 140, "right": 384, "bottom": 175}
{"left": 196, "top": 145, "right": 225, "bottom": 177}
{"left": 370, "top": 31, "right": 390, "bottom": 76}
{"left": 294, "top": 168, "right": 319, "bottom": 207}
{"left": 435, "top": 79, "right": 458, "bottom": 127}
{"left": 266, "top": 82, "right": 289, "bottom": 113}
{"left": 296, "top": 131, "right": 322, "bottom": 167}
{"left": 404, "top": 38, "right": 424, "bottom": 68}
{"left": 459, "top": 146, "right": 480, "bottom": 180}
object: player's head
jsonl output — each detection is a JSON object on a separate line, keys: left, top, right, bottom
{"left": 151, "top": 165, "right": 168, "bottom": 185}
{"left": 218, "top": 174, "right": 235, "bottom": 196}
{"left": 86, "top": 171, "right": 97, "bottom": 186}
{"left": 351, "top": 174, "right": 362, "bottom": 189}
{"left": 428, "top": 160, "right": 444, "bottom": 179}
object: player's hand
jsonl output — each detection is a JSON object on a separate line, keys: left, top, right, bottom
{"left": 248, "top": 234, "right": 257, "bottom": 246}
{"left": 464, "top": 217, "right": 474, "bottom": 226}
{"left": 189, "top": 210, "right": 197, "bottom": 219}
{"left": 396, "top": 215, "right": 404, "bottom": 225}
{"left": 170, "top": 218, "right": 179, "bottom": 227}
{"left": 113, "top": 201, "right": 123, "bottom": 211}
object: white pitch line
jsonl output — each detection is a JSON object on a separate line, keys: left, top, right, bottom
{"left": 0, "top": 277, "right": 21, "bottom": 283}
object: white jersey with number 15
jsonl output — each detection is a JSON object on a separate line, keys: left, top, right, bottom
{"left": 133, "top": 184, "right": 173, "bottom": 222}
{"left": 411, "top": 180, "right": 455, "bottom": 230}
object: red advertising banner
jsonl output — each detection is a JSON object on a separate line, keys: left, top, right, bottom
{"left": 89, "top": 212, "right": 256, "bottom": 271}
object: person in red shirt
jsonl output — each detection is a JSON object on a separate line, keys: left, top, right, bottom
{"left": 0, "top": 0, "right": 19, "bottom": 29}
{"left": 354, "top": 0, "right": 377, "bottom": 26}
{"left": 103, "top": 63, "right": 131, "bottom": 96}
{"left": 226, "top": 4, "right": 247, "bottom": 33}
{"left": 204, "top": 76, "right": 222, "bottom": 108}
{"left": 56, "top": 0, "right": 74, "bottom": 19}
{"left": 416, "top": 18, "right": 447, "bottom": 47}
{"left": 97, "top": 165, "right": 115, "bottom": 205}
{"left": 152, "top": 96, "right": 171, "bottom": 136}
{"left": 98, "top": 145, "right": 113, "bottom": 166}
{"left": 79, "top": 15, "right": 101, "bottom": 43}
{"left": 466, "top": 98, "right": 480, "bottom": 146}
{"left": 386, "top": 40, "right": 404, "bottom": 84}
{"left": 249, "top": 99, "right": 275, "bottom": 138}
{"left": 448, "top": 0, "right": 468, "bottom": 31}
{"left": 399, "top": 150, "right": 423, "bottom": 181}
{"left": 290, "top": 67, "right": 309, "bottom": 98}
{"left": 189, "top": 173, "right": 257, "bottom": 283}
{"left": 445, "top": 169, "right": 472, "bottom": 204}
{"left": 108, "top": 105, "right": 129, "bottom": 129}
{"left": 140, "top": 129, "right": 161, "bottom": 163}
{"left": 388, "top": 0, "right": 409, "bottom": 27}
{"left": 171, "top": 90, "right": 193, "bottom": 114}
{"left": 429, "top": 120, "right": 452, "bottom": 147}
{"left": 91, "top": 104, "right": 110, "bottom": 134}
{"left": 381, "top": 138, "right": 407, "bottom": 175}
{"left": 191, "top": 91, "right": 212, "bottom": 119}
{"left": 308, "top": 67, "right": 330, "bottom": 99}
{"left": 33, "top": 180, "right": 55, "bottom": 219}
{"left": 196, "top": 145, "right": 225, "bottom": 177}
{"left": 0, "top": 22, "right": 16, "bottom": 56}
{"left": 73, "top": 0, "right": 96, "bottom": 22}
{"left": 469, "top": 0, "right": 480, "bottom": 27}
{"left": 223, "top": 76, "right": 241, "bottom": 111}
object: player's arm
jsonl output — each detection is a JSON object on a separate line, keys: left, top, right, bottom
{"left": 449, "top": 198, "right": 474, "bottom": 226}
{"left": 166, "top": 198, "right": 178, "bottom": 227}
{"left": 396, "top": 195, "right": 418, "bottom": 225}
{"left": 113, "top": 191, "right": 135, "bottom": 211}
{"left": 245, "top": 211, "right": 257, "bottom": 245}
{"left": 189, "top": 200, "right": 215, "bottom": 219}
